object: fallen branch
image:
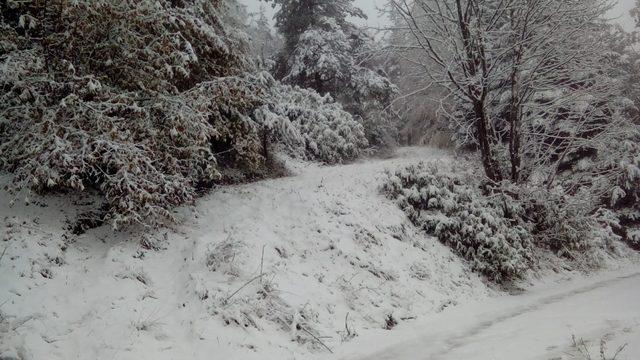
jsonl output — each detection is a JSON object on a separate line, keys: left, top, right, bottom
{"left": 0, "top": 246, "right": 6, "bottom": 266}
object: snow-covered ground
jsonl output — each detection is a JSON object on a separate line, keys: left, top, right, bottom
{"left": 339, "top": 269, "right": 640, "bottom": 360}
{"left": 1, "top": 147, "right": 638, "bottom": 360}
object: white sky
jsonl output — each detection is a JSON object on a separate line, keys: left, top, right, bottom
{"left": 242, "top": 0, "right": 398, "bottom": 29}
{"left": 611, "top": 0, "right": 636, "bottom": 30}
{"left": 241, "top": 0, "right": 637, "bottom": 31}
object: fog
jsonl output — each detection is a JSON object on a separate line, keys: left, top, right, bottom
{"left": 241, "top": 0, "right": 636, "bottom": 30}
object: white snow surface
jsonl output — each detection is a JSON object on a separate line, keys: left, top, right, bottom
{"left": 341, "top": 269, "right": 640, "bottom": 360}
{"left": 1, "top": 147, "right": 638, "bottom": 360}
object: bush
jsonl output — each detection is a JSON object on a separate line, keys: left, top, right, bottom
{"left": 0, "top": 1, "right": 369, "bottom": 229}
{"left": 0, "top": 70, "right": 265, "bottom": 228}
{"left": 1, "top": 0, "right": 248, "bottom": 92}
{"left": 382, "top": 164, "right": 533, "bottom": 282}
{"left": 382, "top": 162, "right": 631, "bottom": 281}
{"left": 602, "top": 137, "right": 640, "bottom": 247}
{"left": 555, "top": 123, "right": 640, "bottom": 248}
{"left": 256, "top": 82, "right": 368, "bottom": 164}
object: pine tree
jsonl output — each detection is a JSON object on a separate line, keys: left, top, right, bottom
{"left": 270, "top": 0, "right": 364, "bottom": 80}
{"left": 268, "top": 0, "right": 397, "bottom": 148}
{"left": 247, "top": 6, "right": 282, "bottom": 68}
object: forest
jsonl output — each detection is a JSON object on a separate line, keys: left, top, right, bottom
{"left": 1, "top": 0, "right": 640, "bottom": 359}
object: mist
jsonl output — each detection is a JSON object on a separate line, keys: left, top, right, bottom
{"left": 242, "top": 0, "right": 637, "bottom": 30}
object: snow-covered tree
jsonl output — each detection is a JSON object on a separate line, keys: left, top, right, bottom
{"left": 384, "top": 0, "right": 640, "bottom": 257}
{"left": 390, "top": 0, "right": 626, "bottom": 184}
{"left": 247, "top": 6, "right": 282, "bottom": 68}
{"left": 270, "top": 0, "right": 364, "bottom": 78}
{"left": 269, "top": 0, "right": 398, "bottom": 149}
{"left": 380, "top": 2, "right": 450, "bottom": 146}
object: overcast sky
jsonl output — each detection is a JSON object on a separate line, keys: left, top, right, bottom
{"left": 242, "top": 0, "right": 637, "bottom": 31}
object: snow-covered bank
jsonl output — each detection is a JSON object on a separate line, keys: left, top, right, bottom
{"left": 1, "top": 147, "right": 638, "bottom": 360}
{"left": 0, "top": 147, "right": 491, "bottom": 360}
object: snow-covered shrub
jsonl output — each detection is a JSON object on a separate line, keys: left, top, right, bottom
{"left": 0, "top": 0, "right": 266, "bottom": 228}
{"left": 554, "top": 123, "right": 640, "bottom": 248}
{"left": 9, "top": 0, "right": 248, "bottom": 93}
{"left": 0, "top": 0, "right": 371, "bottom": 229}
{"left": 515, "top": 187, "right": 609, "bottom": 258}
{"left": 382, "top": 164, "right": 533, "bottom": 281}
{"left": 381, "top": 161, "right": 629, "bottom": 281}
{"left": 602, "top": 136, "right": 640, "bottom": 247}
{"left": 256, "top": 82, "right": 368, "bottom": 164}
{"left": 0, "top": 64, "right": 267, "bottom": 227}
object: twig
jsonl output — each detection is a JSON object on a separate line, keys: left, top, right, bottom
{"left": 345, "top": 312, "right": 351, "bottom": 337}
{"left": 11, "top": 315, "right": 37, "bottom": 331}
{"left": 611, "top": 343, "right": 628, "bottom": 360}
{"left": 0, "top": 246, "right": 7, "bottom": 266}
{"left": 224, "top": 274, "right": 266, "bottom": 305}
{"left": 300, "top": 326, "right": 333, "bottom": 354}
{"left": 259, "top": 245, "right": 265, "bottom": 284}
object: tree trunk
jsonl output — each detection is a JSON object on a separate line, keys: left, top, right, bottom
{"left": 262, "top": 131, "right": 270, "bottom": 161}
{"left": 473, "top": 100, "right": 503, "bottom": 183}
{"left": 508, "top": 59, "right": 522, "bottom": 183}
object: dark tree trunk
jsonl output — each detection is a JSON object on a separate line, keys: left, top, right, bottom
{"left": 473, "top": 100, "right": 503, "bottom": 183}
{"left": 262, "top": 131, "right": 270, "bottom": 161}
{"left": 508, "top": 62, "right": 522, "bottom": 183}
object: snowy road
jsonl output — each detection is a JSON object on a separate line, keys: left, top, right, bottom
{"left": 339, "top": 270, "right": 640, "bottom": 360}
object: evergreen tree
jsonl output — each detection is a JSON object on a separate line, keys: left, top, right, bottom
{"left": 247, "top": 6, "right": 282, "bottom": 68}
{"left": 270, "top": 0, "right": 364, "bottom": 80}
{"left": 268, "top": 0, "right": 397, "bottom": 148}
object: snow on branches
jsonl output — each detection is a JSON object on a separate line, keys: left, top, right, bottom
{"left": 390, "top": 0, "right": 630, "bottom": 184}
{"left": 255, "top": 78, "right": 368, "bottom": 164}
{"left": 271, "top": 0, "right": 398, "bottom": 149}
{"left": 382, "top": 163, "right": 533, "bottom": 281}
{"left": 0, "top": 0, "right": 368, "bottom": 229}
{"left": 381, "top": 162, "right": 625, "bottom": 281}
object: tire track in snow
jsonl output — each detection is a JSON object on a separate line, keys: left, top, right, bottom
{"left": 430, "top": 272, "right": 640, "bottom": 360}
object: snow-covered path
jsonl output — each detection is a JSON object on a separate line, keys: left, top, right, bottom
{"left": 339, "top": 270, "right": 640, "bottom": 360}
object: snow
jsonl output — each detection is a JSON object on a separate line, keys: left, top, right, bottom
{"left": 339, "top": 268, "right": 640, "bottom": 360}
{"left": 1, "top": 147, "right": 638, "bottom": 360}
{"left": 0, "top": 147, "right": 489, "bottom": 359}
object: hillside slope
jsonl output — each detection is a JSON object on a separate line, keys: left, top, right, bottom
{"left": 0, "top": 147, "right": 492, "bottom": 360}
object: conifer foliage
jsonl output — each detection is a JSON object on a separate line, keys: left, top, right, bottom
{"left": 269, "top": 0, "right": 398, "bottom": 148}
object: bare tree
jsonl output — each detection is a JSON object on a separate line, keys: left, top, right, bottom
{"left": 389, "top": 0, "right": 623, "bottom": 186}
